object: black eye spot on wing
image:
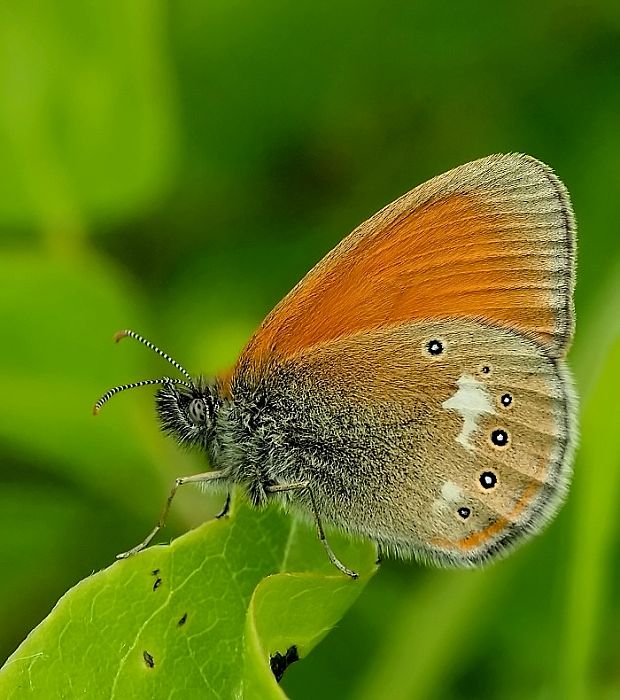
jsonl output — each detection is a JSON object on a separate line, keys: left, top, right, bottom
{"left": 481, "top": 365, "right": 491, "bottom": 375}
{"left": 491, "top": 429, "right": 509, "bottom": 447}
{"left": 427, "top": 339, "right": 444, "bottom": 356}
{"left": 500, "top": 393, "right": 513, "bottom": 408}
{"left": 457, "top": 506, "right": 471, "bottom": 519}
{"left": 480, "top": 471, "right": 497, "bottom": 489}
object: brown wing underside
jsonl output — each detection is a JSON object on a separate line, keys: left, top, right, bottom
{"left": 235, "top": 154, "right": 575, "bottom": 380}
{"left": 276, "top": 319, "right": 576, "bottom": 565}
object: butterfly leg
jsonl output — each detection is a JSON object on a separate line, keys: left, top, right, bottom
{"left": 308, "top": 488, "right": 359, "bottom": 579}
{"left": 375, "top": 542, "right": 384, "bottom": 565}
{"left": 265, "top": 480, "right": 310, "bottom": 494}
{"left": 215, "top": 491, "right": 232, "bottom": 519}
{"left": 266, "top": 481, "right": 359, "bottom": 580}
{"left": 117, "top": 470, "right": 226, "bottom": 559}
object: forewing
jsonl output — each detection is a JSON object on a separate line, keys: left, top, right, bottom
{"left": 236, "top": 153, "right": 575, "bottom": 379}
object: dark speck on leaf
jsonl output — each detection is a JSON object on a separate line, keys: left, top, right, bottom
{"left": 153, "top": 577, "right": 162, "bottom": 591}
{"left": 143, "top": 650, "right": 155, "bottom": 668}
{"left": 151, "top": 569, "right": 160, "bottom": 576}
{"left": 270, "top": 645, "right": 299, "bottom": 683}
{"left": 178, "top": 612, "right": 188, "bottom": 627}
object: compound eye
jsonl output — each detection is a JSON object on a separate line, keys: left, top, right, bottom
{"left": 188, "top": 398, "right": 207, "bottom": 425}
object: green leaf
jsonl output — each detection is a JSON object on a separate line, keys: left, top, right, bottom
{"left": 0, "top": 497, "right": 376, "bottom": 699}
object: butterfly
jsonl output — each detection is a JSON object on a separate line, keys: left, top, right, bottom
{"left": 95, "top": 153, "right": 577, "bottom": 578}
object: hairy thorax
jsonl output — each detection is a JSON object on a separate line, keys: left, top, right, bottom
{"left": 210, "top": 352, "right": 428, "bottom": 544}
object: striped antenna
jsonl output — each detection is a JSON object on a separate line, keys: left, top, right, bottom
{"left": 114, "top": 329, "right": 192, "bottom": 382}
{"left": 93, "top": 378, "right": 190, "bottom": 415}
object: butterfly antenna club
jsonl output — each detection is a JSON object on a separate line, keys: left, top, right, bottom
{"left": 114, "top": 329, "right": 193, "bottom": 381}
{"left": 92, "top": 378, "right": 191, "bottom": 415}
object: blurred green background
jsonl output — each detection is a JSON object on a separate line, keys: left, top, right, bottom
{"left": 1, "top": 1, "right": 620, "bottom": 698}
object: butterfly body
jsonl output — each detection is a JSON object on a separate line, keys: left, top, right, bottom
{"left": 97, "top": 153, "right": 577, "bottom": 574}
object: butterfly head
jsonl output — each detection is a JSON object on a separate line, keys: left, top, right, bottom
{"left": 155, "top": 378, "right": 219, "bottom": 449}
{"left": 93, "top": 329, "right": 220, "bottom": 450}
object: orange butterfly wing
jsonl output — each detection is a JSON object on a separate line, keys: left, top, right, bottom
{"left": 235, "top": 154, "right": 575, "bottom": 378}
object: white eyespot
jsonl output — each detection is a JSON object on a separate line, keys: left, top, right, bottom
{"left": 427, "top": 339, "right": 444, "bottom": 356}
{"left": 480, "top": 471, "right": 498, "bottom": 489}
{"left": 491, "top": 429, "right": 509, "bottom": 447}
{"left": 500, "top": 393, "right": 513, "bottom": 408}
{"left": 442, "top": 374, "right": 496, "bottom": 451}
